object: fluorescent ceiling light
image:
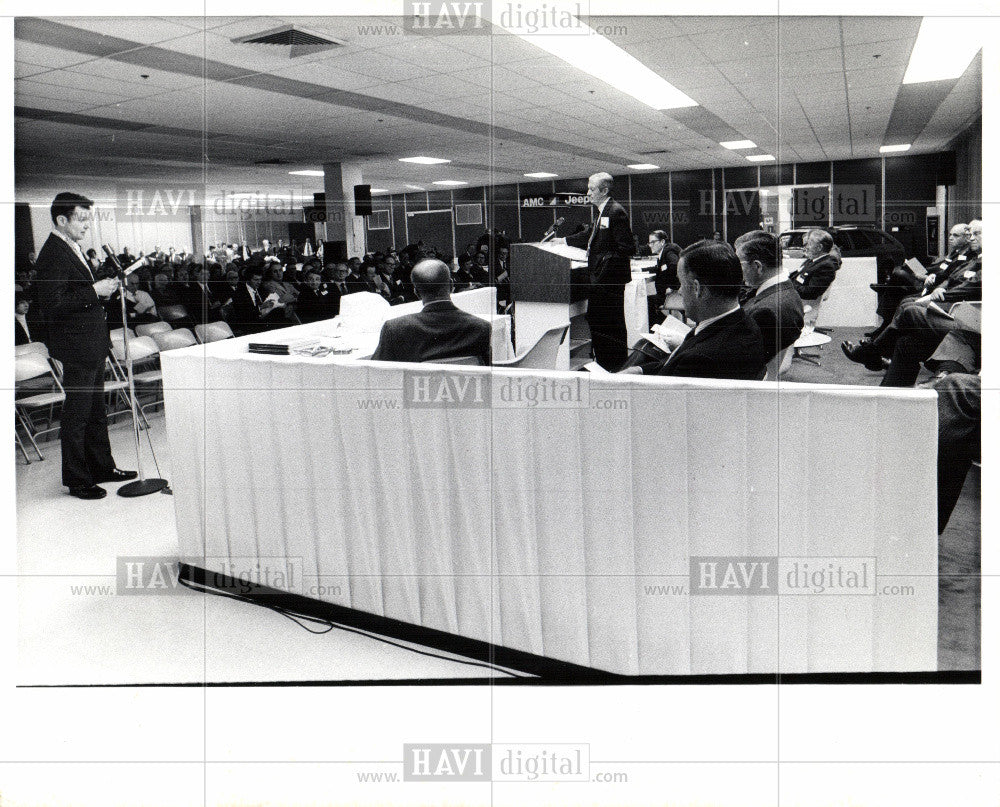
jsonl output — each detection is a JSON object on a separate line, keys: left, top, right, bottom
{"left": 433, "top": 180, "right": 467, "bottom": 186}
{"left": 720, "top": 140, "right": 756, "bottom": 150}
{"left": 746, "top": 154, "right": 775, "bottom": 162}
{"left": 404, "top": 184, "right": 426, "bottom": 190}
{"left": 879, "top": 144, "right": 912, "bottom": 154}
{"left": 288, "top": 170, "right": 324, "bottom": 176}
{"left": 627, "top": 163, "right": 659, "bottom": 170}
{"left": 399, "top": 156, "right": 451, "bottom": 165}
{"left": 524, "top": 172, "right": 558, "bottom": 178}
{"left": 494, "top": 7, "right": 697, "bottom": 110}
{"left": 903, "top": 18, "right": 982, "bottom": 84}
{"left": 370, "top": 188, "right": 388, "bottom": 193}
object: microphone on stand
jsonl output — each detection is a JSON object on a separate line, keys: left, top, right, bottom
{"left": 101, "top": 243, "right": 169, "bottom": 498}
{"left": 540, "top": 216, "right": 565, "bottom": 243}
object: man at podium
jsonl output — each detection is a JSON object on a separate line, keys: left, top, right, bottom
{"left": 560, "top": 172, "right": 634, "bottom": 370}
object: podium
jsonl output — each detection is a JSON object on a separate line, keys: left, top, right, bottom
{"left": 510, "top": 241, "right": 589, "bottom": 369}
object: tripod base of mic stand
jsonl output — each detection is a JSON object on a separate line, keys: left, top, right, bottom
{"left": 118, "top": 478, "right": 169, "bottom": 497}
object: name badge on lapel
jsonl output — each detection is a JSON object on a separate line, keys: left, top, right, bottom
{"left": 963, "top": 270, "right": 977, "bottom": 279}
{"left": 599, "top": 216, "right": 610, "bottom": 229}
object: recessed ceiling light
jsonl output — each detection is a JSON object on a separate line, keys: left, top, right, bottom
{"left": 496, "top": 13, "right": 697, "bottom": 110}
{"left": 720, "top": 140, "right": 756, "bottom": 150}
{"left": 289, "top": 170, "right": 324, "bottom": 176}
{"left": 399, "top": 156, "right": 451, "bottom": 165}
{"left": 746, "top": 154, "right": 775, "bottom": 162}
{"left": 432, "top": 180, "right": 467, "bottom": 186}
{"left": 903, "top": 18, "right": 982, "bottom": 84}
{"left": 627, "top": 163, "right": 659, "bottom": 170}
{"left": 524, "top": 172, "right": 559, "bottom": 178}
{"left": 404, "top": 184, "right": 425, "bottom": 191}
{"left": 879, "top": 144, "right": 912, "bottom": 154}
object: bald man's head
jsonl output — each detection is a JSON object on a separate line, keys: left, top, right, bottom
{"left": 411, "top": 258, "right": 453, "bottom": 302}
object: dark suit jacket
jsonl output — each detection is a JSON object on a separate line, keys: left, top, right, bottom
{"left": 229, "top": 283, "right": 272, "bottom": 335}
{"left": 939, "top": 256, "right": 981, "bottom": 305}
{"left": 180, "top": 282, "right": 221, "bottom": 324}
{"left": 925, "top": 249, "right": 975, "bottom": 289}
{"left": 653, "top": 242, "right": 681, "bottom": 298}
{"left": 34, "top": 233, "right": 110, "bottom": 364}
{"left": 15, "top": 318, "right": 31, "bottom": 346}
{"left": 371, "top": 300, "right": 491, "bottom": 365}
{"left": 565, "top": 197, "right": 634, "bottom": 326}
{"left": 743, "top": 279, "right": 805, "bottom": 361}
{"left": 296, "top": 287, "right": 337, "bottom": 324}
{"left": 647, "top": 308, "right": 767, "bottom": 380}
{"left": 789, "top": 253, "right": 839, "bottom": 301}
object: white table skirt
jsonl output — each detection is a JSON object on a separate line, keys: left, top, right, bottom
{"left": 160, "top": 351, "right": 939, "bottom": 676}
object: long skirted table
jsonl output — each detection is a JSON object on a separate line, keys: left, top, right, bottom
{"left": 160, "top": 322, "right": 940, "bottom": 678}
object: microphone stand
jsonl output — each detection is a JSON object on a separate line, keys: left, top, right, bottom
{"left": 103, "top": 246, "right": 169, "bottom": 497}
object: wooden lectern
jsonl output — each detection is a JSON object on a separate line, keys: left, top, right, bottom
{"left": 510, "top": 242, "right": 589, "bottom": 369}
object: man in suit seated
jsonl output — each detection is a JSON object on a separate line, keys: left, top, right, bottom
{"left": 789, "top": 229, "right": 840, "bottom": 301}
{"left": 869, "top": 223, "right": 975, "bottom": 339}
{"left": 371, "top": 259, "right": 491, "bottom": 365}
{"left": 15, "top": 292, "right": 33, "bottom": 345}
{"left": 621, "top": 240, "right": 767, "bottom": 379}
{"left": 296, "top": 268, "right": 338, "bottom": 323}
{"left": 734, "top": 230, "right": 804, "bottom": 361}
{"left": 931, "top": 372, "right": 980, "bottom": 534}
{"left": 842, "top": 219, "right": 982, "bottom": 387}
{"left": 229, "top": 266, "right": 284, "bottom": 336}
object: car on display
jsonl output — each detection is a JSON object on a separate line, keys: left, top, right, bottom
{"left": 779, "top": 226, "right": 906, "bottom": 276}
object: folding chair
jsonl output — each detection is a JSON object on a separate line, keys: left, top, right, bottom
{"left": 15, "top": 348, "right": 65, "bottom": 462}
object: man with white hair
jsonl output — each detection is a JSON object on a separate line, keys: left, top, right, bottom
{"left": 561, "top": 171, "right": 634, "bottom": 370}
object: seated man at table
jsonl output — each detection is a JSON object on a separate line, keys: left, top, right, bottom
{"left": 371, "top": 259, "right": 491, "bottom": 365}
{"left": 622, "top": 240, "right": 767, "bottom": 379}
{"left": 734, "top": 229, "right": 804, "bottom": 361}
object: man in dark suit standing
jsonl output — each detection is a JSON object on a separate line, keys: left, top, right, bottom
{"left": 789, "top": 229, "right": 840, "bottom": 301}
{"left": 623, "top": 240, "right": 767, "bottom": 379}
{"left": 371, "top": 259, "right": 491, "bottom": 365}
{"left": 647, "top": 229, "right": 681, "bottom": 326}
{"left": 561, "top": 172, "right": 633, "bottom": 371}
{"left": 35, "top": 192, "right": 136, "bottom": 499}
{"left": 734, "top": 230, "right": 804, "bottom": 361}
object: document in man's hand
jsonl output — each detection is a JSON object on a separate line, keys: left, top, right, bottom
{"left": 926, "top": 301, "right": 954, "bottom": 319}
{"left": 905, "top": 257, "right": 927, "bottom": 278}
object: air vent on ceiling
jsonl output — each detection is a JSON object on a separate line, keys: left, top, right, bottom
{"left": 254, "top": 157, "right": 292, "bottom": 165}
{"left": 232, "top": 25, "right": 345, "bottom": 58}
{"left": 640, "top": 149, "right": 672, "bottom": 155}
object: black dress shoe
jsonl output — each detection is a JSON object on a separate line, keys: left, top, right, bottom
{"left": 841, "top": 340, "right": 886, "bottom": 371}
{"left": 68, "top": 485, "right": 107, "bottom": 500}
{"left": 93, "top": 468, "right": 139, "bottom": 483}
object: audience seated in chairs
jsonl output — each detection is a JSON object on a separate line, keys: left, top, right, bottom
{"left": 869, "top": 222, "right": 977, "bottom": 340}
{"left": 620, "top": 240, "right": 767, "bottom": 379}
{"left": 789, "top": 229, "right": 840, "bottom": 301}
{"left": 842, "top": 219, "right": 982, "bottom": 387}
{"left": 734, "top": 230, "right": 805, "bottom": 362}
